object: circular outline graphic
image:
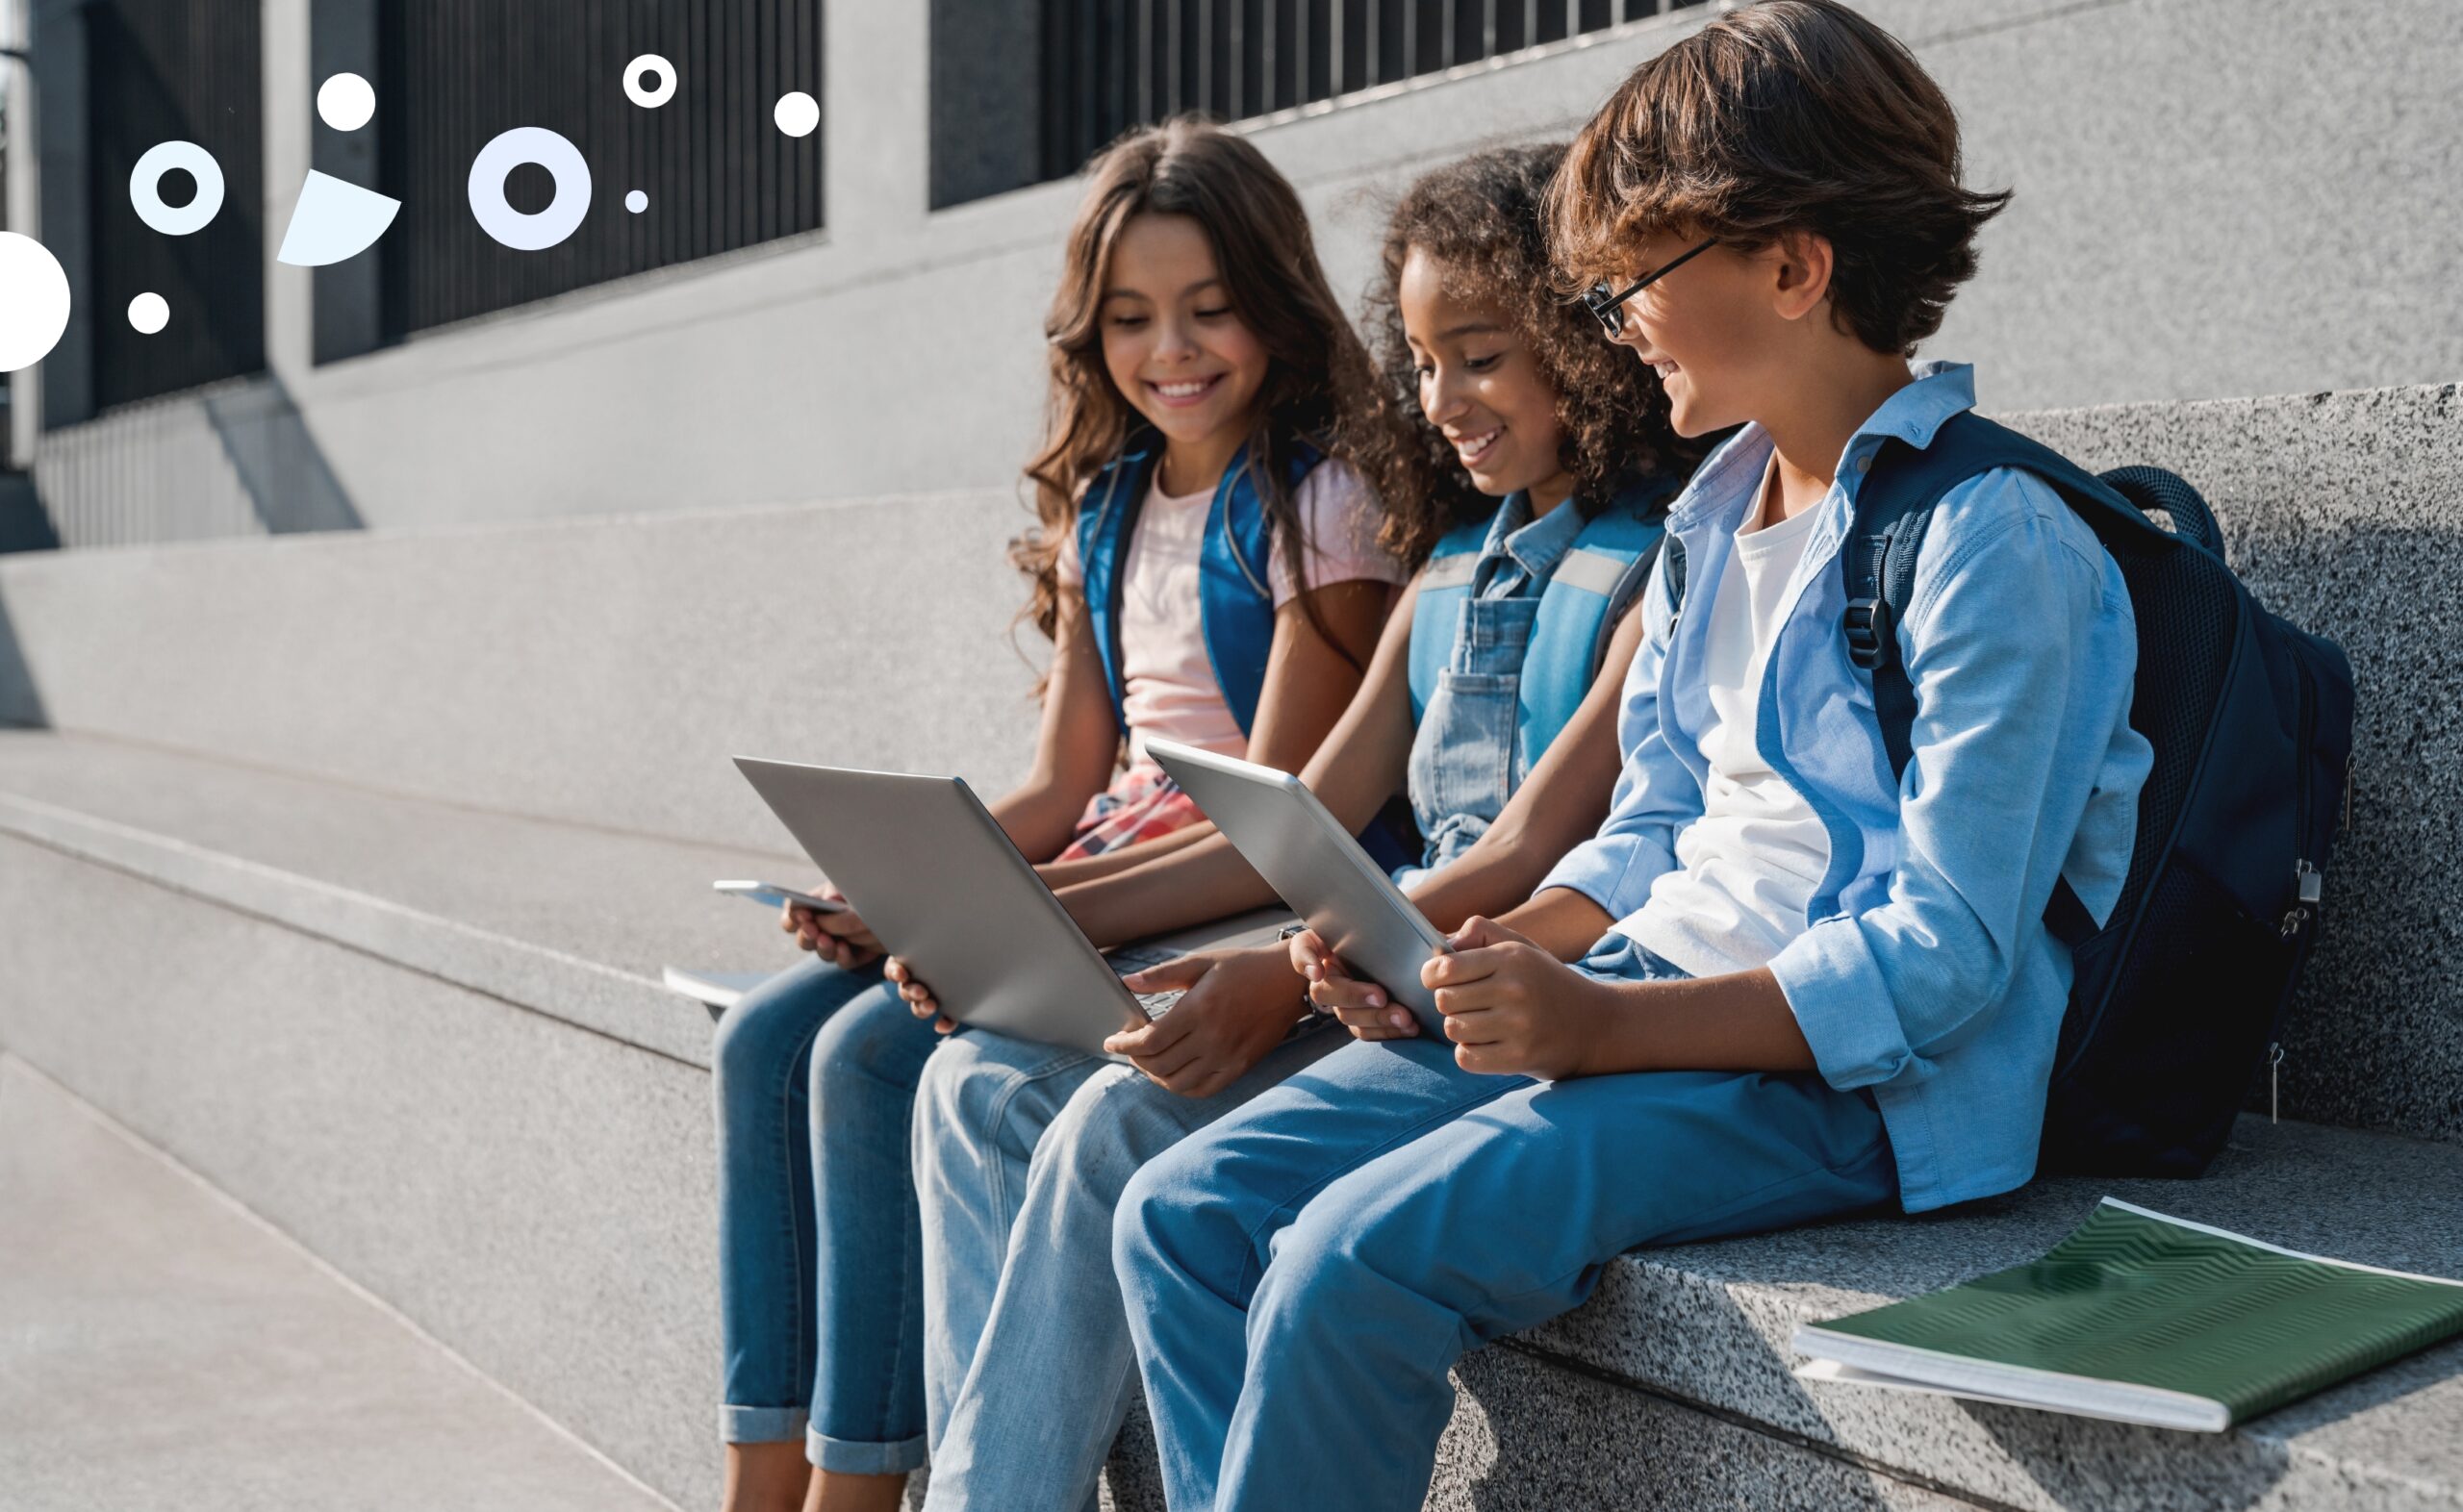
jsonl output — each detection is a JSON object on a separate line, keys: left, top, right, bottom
{"left": 130, "top": 141, "right": 227, "bottom": 237}
{"left": 128, "top": 292, "right": 170, "bottom": 335}
{"left": 466, "top": 127, "right": 593, "bottom": 252}
{"left": 774, "top": 91, "right": 820, "bottom": 139}
{"left": 623, "top": 54, "right": 676, "bottom": 109}
{"left": 317, "top": 71, "right": 376, "bottom": 131}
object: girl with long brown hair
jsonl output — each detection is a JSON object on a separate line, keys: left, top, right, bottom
{"left": 713, "top": 116, "right": 1403, "bottom": 1512}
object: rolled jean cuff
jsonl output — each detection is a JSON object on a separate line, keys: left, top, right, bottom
{"left": 719, "top": 1403, "right": 808, "bottom": 1444}
{"left": 806, "top": 1425, "right": 929, "bottom": 1475}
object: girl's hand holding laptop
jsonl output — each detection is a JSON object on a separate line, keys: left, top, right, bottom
{"left": 887, "top": 956, "right": 958, "bottom": 1036}
{"left": 783, "top": 887, "right": 881, "bottom": 970}
{"left": 1101, "top": 945, "right": 1316, "bottom": 1098}
{"left": 1287, "top": 925, "right": 1420, "bottom": 1042}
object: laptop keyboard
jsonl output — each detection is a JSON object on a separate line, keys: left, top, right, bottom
{"left": 1111, "top": 945, "right": 1183, "bottom": 1021}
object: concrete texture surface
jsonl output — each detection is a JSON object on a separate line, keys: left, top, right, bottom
{"left": 6, "top": 381, "right": 2456, "bottom": 1147}
{"left": 4, "top": 751, "right": 2459, "bottom": 1510}
{"left": 0, "top": 1054, "right": 675, "bottom": 1512}
{"left": 0, "top": 489, "right": 1049, "bottom": 852}
{"left": 0, "top": 840, "right": 726, "bottom": 1511}
{"left": 24, "top": 0, "right": 2463, "bottom": 542}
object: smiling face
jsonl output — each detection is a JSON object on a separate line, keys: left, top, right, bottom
{"left": 1397, "top": 247, "right": 1572, "bottom": 511}
{"left": 1601, "top": 231, "right": 1803, "bottom": 440}
{"left": 1098, "top": 212, "right": 1272, "bottom": 470}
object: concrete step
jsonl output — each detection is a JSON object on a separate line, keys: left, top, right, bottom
{"left": 4, "top": 383, "right": 2456, "bottom": 1148}
{"left": 3, "top": 729, "right": 2458, "bottom": 1511}
{"left": 0, "top": 1054, "right": 676, "bottom": 1512}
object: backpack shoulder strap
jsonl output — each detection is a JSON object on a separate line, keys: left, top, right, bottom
{"left": 1855, "top": 412, "right": 2163, "bottom": 950}
{"left": 1079, "top": 438, "right": 1162, "bottom": 738}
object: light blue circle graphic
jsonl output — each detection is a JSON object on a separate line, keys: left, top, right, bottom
{"left": 130, "top": 140, "right": 227, "bottom": 236}
{"left": 624, "top": 189, "right": 647, "bottom": 214}
{"left": 466, "top": 127, "right": 592, "bottom": 251}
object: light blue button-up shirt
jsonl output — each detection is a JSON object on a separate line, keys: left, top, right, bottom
{"left": 1537, "top": 364, "right": 2153, "bottom": 1212}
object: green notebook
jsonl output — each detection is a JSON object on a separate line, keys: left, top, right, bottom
{"left": 1792, "top": 1198, "right": 2463, "bottom": 1431}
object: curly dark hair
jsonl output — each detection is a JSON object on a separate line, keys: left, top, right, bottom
{"left": 1355, "top": 142, "right": 1699, "bottom": 569}
{"left": 1549, "top": 0, "right": 2009, "bottom": 357}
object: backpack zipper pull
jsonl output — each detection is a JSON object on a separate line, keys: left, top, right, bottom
{"left": 2280, "top": 860, "right": 2321, "bottom": 937}
{"left": 2268, "top": 1042, "right": 2285, "bottom": 1124}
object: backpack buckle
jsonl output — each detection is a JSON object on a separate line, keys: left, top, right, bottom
{"left": 1843, "top": 597, "right": 1892, "bottom": 670}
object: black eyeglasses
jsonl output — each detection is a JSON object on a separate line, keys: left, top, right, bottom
{"left": 1582, "top": 239, "right": 1716, "bottom": 338}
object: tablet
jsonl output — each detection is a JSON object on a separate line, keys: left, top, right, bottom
{"left": 1145, "top": 739, "right": 1448, "bottom": 1031}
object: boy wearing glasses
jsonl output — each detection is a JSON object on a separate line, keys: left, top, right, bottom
{"left": 1111, "top": 4, "right": 2154, "bottom": 1510}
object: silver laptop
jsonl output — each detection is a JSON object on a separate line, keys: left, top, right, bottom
{"left": 733, "top": 757, "right": 1203, "bottom": 1055}
{"left": 1145, "top": 739, "right": 1450, "bottom": 1031}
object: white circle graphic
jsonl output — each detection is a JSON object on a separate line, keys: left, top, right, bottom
{"left": 317, "top": 72, "right": 376, "bottom": 131}
{"left": 623, "top": 54, "right": 676, "bottom": 109}
{"left": 128, "top": 292, "right": 170, "bottom": 334}
{"left": 624, "top": 189, "right": 647, "bottom": 214}
{"left": 774, "top": 91, "right": 820, "bottom": 139}
{"left": 466, "top": 127, "right": 593, "bottom": 251}
{"left": 0, "top": 233, "right": 73, "bottom": 371}
{"left": 130, "top": 140, "right": 227, "bottom": 236}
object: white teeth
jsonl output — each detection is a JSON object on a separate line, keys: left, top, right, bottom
{"left": 1154, "top": 378, "right": 1216, "bottom": 398}
{"left": 1455, "top": 428, "right": 1501, "bottom": 463}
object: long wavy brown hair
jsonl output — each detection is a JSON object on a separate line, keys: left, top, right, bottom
{"left": 1355, "top": 142, "right": 1699, "bottom": 568}
{"left": 1014, "top": 116, "right": 1384, "bottom": 652}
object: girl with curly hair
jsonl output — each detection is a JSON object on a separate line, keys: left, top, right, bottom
{"left": 891, "top": 141, "right": 1704, "bottom": 1512}
{"left": 711, "top": 116, "right": 1408, "bottom": 1512}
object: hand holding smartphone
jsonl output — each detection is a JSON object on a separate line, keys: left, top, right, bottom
{"left": 714, "top": 880, "right": 847, "bottom": 914}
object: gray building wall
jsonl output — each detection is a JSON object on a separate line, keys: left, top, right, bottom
{"left": 20, "top": 0, "right": 2463, "bottom": 544}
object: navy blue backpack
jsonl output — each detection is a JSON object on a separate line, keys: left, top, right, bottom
{"left": 1671, "top": 412, "right": 2355, "bottom": 1177}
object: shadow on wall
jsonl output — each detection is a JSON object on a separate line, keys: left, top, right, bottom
{"left": 0, "top": 586, "right": 46, "bottom": 728}
{"left": 208, "top": 378, "right": 365, "bottom": 536}
{"left": 30, "top": 373, "right": 365, "bottom": 545}
{"left": 0, "top": 474, "right": 62, "bottom": 555}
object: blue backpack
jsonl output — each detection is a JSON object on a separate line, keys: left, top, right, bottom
{"left": 1667, "top": 413, "right": 2355, "bottom": 1177}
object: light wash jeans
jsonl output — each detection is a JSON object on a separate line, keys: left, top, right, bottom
{"left": 909, "top": 1017, "right": 1346, "bottom": 1512}
{"left": 711, "top": 953, "right": 944, "bottom": 1472}
{"left": 1113, "top": 936, "right": 1898, "bottom": 1512}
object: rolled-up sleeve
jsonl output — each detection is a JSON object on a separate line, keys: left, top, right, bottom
{"left": 1767, "top": 471, "right": 2138, "bottom": 1093}
{"left": 1536, "top": 554, "right": 1696, "bottom": 920}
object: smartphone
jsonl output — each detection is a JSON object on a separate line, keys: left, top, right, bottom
{"left": 714, "top": 880, "right": 847, "bottom": 914}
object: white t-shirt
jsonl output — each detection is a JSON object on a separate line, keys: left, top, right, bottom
{"left": 1057, "top": 459, "right": 1403, "bottom": 763}
{"left": 1621, "top": 462, "right": 1834, "bottom": 977}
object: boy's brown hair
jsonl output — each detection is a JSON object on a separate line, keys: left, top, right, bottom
{"left": 1550, "top": 0, "right": 2008, "bottom": 357}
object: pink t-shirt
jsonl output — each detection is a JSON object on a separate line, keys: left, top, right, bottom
{"left": 1058, "top": 459, "right": 1403, "bottom": 762}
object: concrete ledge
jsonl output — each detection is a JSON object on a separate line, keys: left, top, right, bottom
{"left": 0, "top": 730, "right": 811, "bottom": 1068}
{"left": 5, "top": 728, "right": 2459, "bottom": 1511}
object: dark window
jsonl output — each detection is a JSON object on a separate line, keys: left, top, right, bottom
{"left": 375, "top": 0, "right": 825, "bottom": 339}
{"left": 86, "top": 0, "right": 266, "bottom": 410}
{"left": 1034, "top": 0, "right": 1707, "bottom": 186}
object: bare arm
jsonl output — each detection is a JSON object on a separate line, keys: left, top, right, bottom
{"left": 982, "top": 593, "right": 1124, "bottom": 864}
{"left": 1062, "top": 577, "right": 1421, "bottom": 945}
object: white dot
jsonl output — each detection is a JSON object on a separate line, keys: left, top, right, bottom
{"left": 774, "top": 91, "right": 820, "bottom": 139}
{"left": 128, "top": 292, "right": 170, "bottom": 335}
{"left": 317, "top": 72, "right": 375, "bottom": 132}
{"left": 0, "top": 232, "right": 72, "bottom": 371}
{"left": 624, "top": 189, "right": 647, "bottom": 214}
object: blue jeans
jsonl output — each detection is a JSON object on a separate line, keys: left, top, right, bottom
{"left": 711, "top": 954, "right": 943, "bottom": 1472}
{"left": 909, "top": 1019, "right": 1345, "bottom": 1512}
{"left": 1113, "top": 936, "right": 1897, "bottom": 1512}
